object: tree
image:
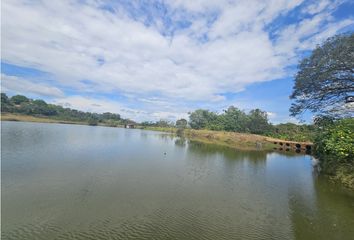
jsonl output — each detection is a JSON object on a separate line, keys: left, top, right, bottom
{"left": 1, "top": 93, "right": 12, "bottom": 112}
{"left": 290, "top": 33, "right": 354, "bottom": 118}
{"left": 156, "top": 119, "right": 172, "bottom": 127}
{"left": 102, "top": 112, "right": 120, "bottom": 121}
{"left": 11, "top": 95, "right": 30, "bottom": 105}
{"left": 189, "top": 109, "right": 217, "bottom": 129}
{"left": 314, "top": 118, "right": 354, "bottom": 188}
{"left": 247, "top": 109, "right": 271, "bottom": 134}
{"left": 176, "top": 118, "right": 188, "bottom": 129}
{"left": 221, "top": 106, "right": 248, "bottom": 132}
{"left": 88, "top": 117, "right": 98, "bottom": 126}
{"left": 1, "top": 93, "right": 9, "bottom": 103}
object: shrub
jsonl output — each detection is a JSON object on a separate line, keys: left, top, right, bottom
{"left": 88, "top": 118, "right": 98, "bottom": 126}
{"left": 314, "top": 118, "right": 354, "bottom": 188}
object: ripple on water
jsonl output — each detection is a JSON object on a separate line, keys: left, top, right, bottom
{"left": 2, "top": 206, "right": 289, "bottom": 240}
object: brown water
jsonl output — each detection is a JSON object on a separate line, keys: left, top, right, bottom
{"left": 1, "top": 121, "right": 354, "bottom": 240}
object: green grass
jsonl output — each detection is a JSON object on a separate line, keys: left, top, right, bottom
{"left": 2, "top": 113, "right": 312, "bottom": 152}
{"left": 140, "top": 126, "right": 285, "bottom": 151}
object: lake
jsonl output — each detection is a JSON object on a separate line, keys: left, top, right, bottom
{"left": 1, "top": 121, "right": 354, "bottom": 240}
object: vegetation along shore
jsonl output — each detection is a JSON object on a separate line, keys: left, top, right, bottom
{"left": 1, "top": 34, "right": 353, "bottom": 189}
{"left": 1, "top": 93, "right": 313, "bottom": 151}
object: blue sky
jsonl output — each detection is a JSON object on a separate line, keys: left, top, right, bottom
{"left": 1, "top": 0, "right": 354, "bottom": 123}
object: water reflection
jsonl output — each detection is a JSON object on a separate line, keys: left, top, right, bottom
{"left": 174, "top": 137, "right": 187, "bottom": 147}
{"left": 2, "top": 122, "right": 354, "bottom": 240}
{"left": 290, "top": 177, "right": 354, "bottom": 239}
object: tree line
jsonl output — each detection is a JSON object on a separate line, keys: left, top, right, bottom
{"left": 140, "top": 106, "right": 314, "bottom": 141}
{"left": 1, "top": 93, "right": 132, "bottom": 126}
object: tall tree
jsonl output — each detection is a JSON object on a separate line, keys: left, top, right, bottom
{"left": 247, "top": 109, "right": 271, "bottom": 134}
{"left": 290, "top": 33, "right": 354, "bottom": 118}
{"left": 10, "top": 95, "right": 30, "bottom": 105}
{"left": 189, "top": 109, "right": 217, "bottom": 129}
{"left": 221, "top": 106, "right": 248, "bottom": 132}
{"left": 176, "top": 118, "right": 188, "bottom": 129}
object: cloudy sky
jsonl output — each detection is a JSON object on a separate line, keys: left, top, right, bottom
{"left": 1, "top": 0, "right": 354, "bottom": 123}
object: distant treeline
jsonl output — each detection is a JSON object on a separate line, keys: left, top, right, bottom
{"left": 1, "top": 93, "right": 133, "bottom": 126}
{"left": 1, "top": 93, "right": 315, "bottom": 141}
{"left": 143, "top": 106, "right": 315, "bottom": 142}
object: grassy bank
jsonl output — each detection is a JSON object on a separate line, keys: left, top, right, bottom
{"left": 140, "top": 126, "right": 304, "bottom": 151}
{"left": 2, "top": 114, "right": 293, "bottom": 151}
{"left": 1, "top": 113, "right": 88, "bottom": 125}
{"left": 1, "top": 113, "right": 125, "bottom": 127}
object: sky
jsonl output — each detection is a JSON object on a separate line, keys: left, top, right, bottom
{"left": 1, "top": 0, "right": 354, "bottom": 123}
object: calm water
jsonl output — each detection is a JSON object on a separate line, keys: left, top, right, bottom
{"left": 1, "top": 121, "right": 354, "bottom": 240}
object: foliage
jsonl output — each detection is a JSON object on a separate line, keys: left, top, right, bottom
{"left": 1, "top": 93, "right": 11, "bottom": 112}
{"left": 188, "top": 107, "right": 274, "bottom": 135}
{"left": 290, "top": 33, "right": 354, "bottom": 118}
{"left": 156, "top": 119, "right": 173, "bottom": 127}
{"left": 0, "top": 93, "right": 131, "bottom": 126}
{"left": 315, "top": 118, "right": 353, "bottom": 164}
{"left": 248, "top": 109, "right": 272, "bottom": 134}
{"left": 176, "top": 118, "right": 187, "bottom": 129}
{"left": 267, "top": 123, "right": 315, "bottom": 141}
{"left": 175, "top": 118, "right": 188, "bottom": 136}
{"left": 1, "top": 93, "right": 9, "bottom": 103}
{"left": 219, "top": 106, "right": 249, "bottom": 132}
{"left": 140, "top": 119, "right": 175, "bottom": 128}
{"left": 189, "top": 109, "right": 218, "bottom": 130}
{"left": 10, "top": 95, "right": 30, "bottom": 105}
{"left": 314, "top": 118, "right": 354, "bottom": 188}
{"left": 88, "top": 117, "right": 98, "bottom": 126}
{"left": 290, "top": 34, "right": 354, "bottom": 189}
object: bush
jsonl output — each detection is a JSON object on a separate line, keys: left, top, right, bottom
{"left": 10, "top": 95, "right": 30, "bottom": 104}
{"left": 88, "top": 118, "right": 98, "bottom": 126}
{"left": 314, "top": 118, "right": 354, "bottom": 188}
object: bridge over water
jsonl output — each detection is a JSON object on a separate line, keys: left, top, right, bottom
{"left": 267, "top": 138, "right": 313, "bottom": 154}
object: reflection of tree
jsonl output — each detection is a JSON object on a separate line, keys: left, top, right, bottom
{"left": 289, "top": 177, "right": 354, "bottom": 239}
{"left": 187, "top": 140, "right": 268, "bottom": 162}
{"left": 174, "top": 137, "right": 186, "bottom": 147}
{"left": 140, "top": 131, "right": 148, "bottom": 139}
{"left": 157, "top": 133, "right": 174, "bottom": 142}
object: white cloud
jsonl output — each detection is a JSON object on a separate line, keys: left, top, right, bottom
{"left": 52, "top": 95, "right": 189, "bottom": 122}
{"left": 267, "top": 111, "right": 277, "bottom": 119}
{"left": 1, "top": 74, "right": 64, "bottom": 97}
{"left": 303, "top": 0, "right": 343, "bottom": 15}
{"left": 1, "top": 0, "right": 352, "bottom": 122}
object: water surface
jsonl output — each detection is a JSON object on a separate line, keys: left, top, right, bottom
{"left": 2, "top": 121, "right": 354, "bottom": 240}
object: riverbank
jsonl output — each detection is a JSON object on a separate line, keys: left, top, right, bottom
{"left": 1, "top": 113, "right": 87, "bottom": 125}
{"left": 2, "top": 113, "right": 313, "bottom": 151}
{"left": 1, "top": 113, "right": 125, "bottom": 128}
{"left": 140, "top": 126, "right": 313, "bottom": 151}
{"left": 313, "top": 118, "right": 354, "bottom": 190}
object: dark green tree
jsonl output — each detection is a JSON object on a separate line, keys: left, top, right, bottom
{"left": 176, "top": 118, "right": 188, "bottom": 129}
{"left": 11, "top": 95, "right": 30, "bottom": 105}
{"left": 247, "top": 109, "right": 271, "bottom": 134}
{"left": 88, "top": 117, "right": 98, "bottom": 126}
{"left": 189, "top": 109, "right": 217, "bottom": 129}
{"left": 290, "top": 33, "right": 354, "bottom": 118}
{"left": 1, "top": 93, "right": 12, "bottom": 112}
{"left": 1, "top": 93, "right": 9, "bottom": 103}
{"left": 221, "top": 106, "right": 248, "bottom": 132}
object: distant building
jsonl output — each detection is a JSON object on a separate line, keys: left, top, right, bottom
{"left": 124, "top": 124, "right": 135, "bottom": 129}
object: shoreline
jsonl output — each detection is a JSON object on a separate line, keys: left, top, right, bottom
{"left": 1, "top": 113, "right": 311, "bottom": 152}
